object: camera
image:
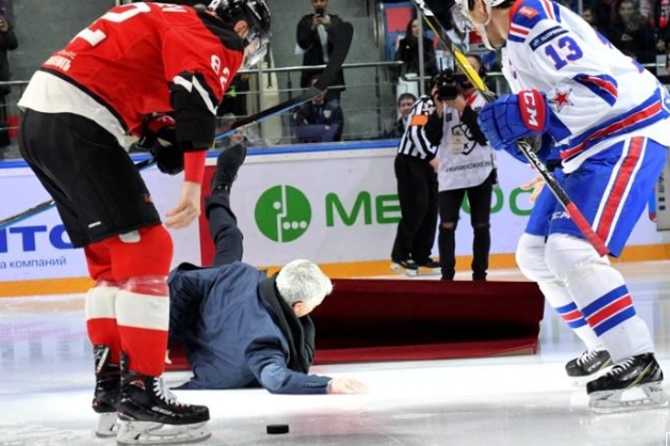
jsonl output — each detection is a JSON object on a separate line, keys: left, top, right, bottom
{"left": 315, "top": 7, "right": 325, "bottom": 16}
{"left": 432, "top": 69, "right": 459, "bottom": 101}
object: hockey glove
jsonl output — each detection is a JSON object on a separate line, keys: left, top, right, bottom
{"left": 142, "top": 114, "right": 184, "bottom": 176}
{"left": 478, "top": 90, "right": 549, "bottom": 152}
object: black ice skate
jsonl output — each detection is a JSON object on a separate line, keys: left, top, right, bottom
{"left": 391, "top": 259, "right": 419, "bottom": 277}
{"left": 116, "top": 361, "right": 210, "bottom": 445}
{"left": 416, "top": 259, "right": 441, "bottom": 276}
{"left": 211, "top": 143, "right": 246, "bottom": 193}
{"left": 565, "top": 349, "right": 613, "bottom": 385}
{"left": 92, "top": 345, "right": 120, "bottom": 437}
{"left": 586, "top": 353, "right": 668, "bottom": 413}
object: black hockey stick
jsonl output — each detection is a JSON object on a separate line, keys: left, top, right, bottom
{"left": 412, "top": 0, "right": 609, "bottom": 256}
{"left": 214, "top": 21, "right": 354, "bottom": 141}
{"left": 0, "top": 22, "right": 355, "bottom": 231}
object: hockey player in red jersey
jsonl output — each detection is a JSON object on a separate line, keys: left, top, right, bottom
{"left": 17, "top": 1, "right": 270, "bottom": 443}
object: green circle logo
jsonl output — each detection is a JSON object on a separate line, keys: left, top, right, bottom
{"left": 255, "top": 185, "right": 311, "bottom": 242}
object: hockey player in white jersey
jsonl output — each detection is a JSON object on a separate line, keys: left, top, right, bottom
{"left": 451, "top": 0, "right": 670, "bottom": 412}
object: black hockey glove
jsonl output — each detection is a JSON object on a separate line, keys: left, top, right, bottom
{"left": 141, "top": 114, "right": 184, "bottom": 175}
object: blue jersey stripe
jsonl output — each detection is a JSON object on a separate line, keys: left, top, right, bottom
{"left": 568, "top": 318, "right": 588, "bottom": 329}
{"left": 573, "top": 74, "right": 618, "bottom": 106}
{"left": 581, "top": 285, "right": 628, "bottom": 317}
{"left": 555, "top": 302, "right": 578, "bottom": 314}
{"left": 592, "top": 307, "right": 636, "bottom": 336}
{"left": 562, "top": 89, "right": 668, "bottom": 160}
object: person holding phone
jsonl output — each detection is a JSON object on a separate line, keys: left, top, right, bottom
{"left": 296, "top": 0, "right": 348, "bottom": 106}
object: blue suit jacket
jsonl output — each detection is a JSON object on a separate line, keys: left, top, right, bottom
{"left": 168, "top": 261, "right": 331, "bottom": 394}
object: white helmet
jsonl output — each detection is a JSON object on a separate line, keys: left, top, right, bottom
{"left": 452, "top": 0, "right": 507, "bottom": 50}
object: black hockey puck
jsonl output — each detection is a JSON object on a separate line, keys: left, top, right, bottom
{"left": 266, "top": 424, "right": 289, "bottom": 434}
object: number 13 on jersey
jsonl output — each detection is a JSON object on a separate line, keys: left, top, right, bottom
{"left": 545, "top": 36, "right": 583, "bottom": 70}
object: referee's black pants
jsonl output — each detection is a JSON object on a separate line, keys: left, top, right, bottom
{"left": 391, "top": 154, "right": 438, "bottom": 264}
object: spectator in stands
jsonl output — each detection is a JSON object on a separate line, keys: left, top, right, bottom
{"left": 291, "top": 76, "right": 344, "bottom": 142}
{"left": 394, "top": 17, "right": 438, "bottom": 82}
{"left": 0, "top": 7, "right": 17, "bottom": 160}
{"left": 581, "top": 6, "right": 600, "bottom": 29}
{"left": 589, "top": 0, "right": 616, "bottom": 29}
{"left": 385, "top": 93, "right": 417, "bottom": 139}
{"left": 296, "top": 0, "right": 347, "bottom": 106}
{"left": 606, "top": 0, "right": 656, "bottom": 63}
{"left": 215, "top": 113, "right": 255, "bottom": 151}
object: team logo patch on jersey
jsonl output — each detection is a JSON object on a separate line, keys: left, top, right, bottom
{"left": 530, "top": 26, "right": 568, "bottom": 51}
{"left": 519, "top": 6, "right": 538, "bottom": 18}
{"left": 548, "top": 88, "right": 573, "bottom": 112}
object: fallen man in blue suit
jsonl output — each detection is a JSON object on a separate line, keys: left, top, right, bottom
{"left": 167, "top": 144, "right": 366, "bottom": 395}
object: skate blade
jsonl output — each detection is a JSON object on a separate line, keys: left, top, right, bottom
{"left": 116, "top": 421, "right": 210, "bottom": 445}
{"left": 418, "top": 266, "right": 440, "bottom": 276}
{"left": 589, "top": 382, "right": 669, "bottom": 414}
{"left": 390, "top": 263, "right": 418, "bottom": 277}
{"left": 96, "top": 412, "right": 119, "bottom": 438}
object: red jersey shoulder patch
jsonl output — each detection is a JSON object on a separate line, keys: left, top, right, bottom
{"left": 519, "top": 6, "right": 539, "bottom": 18}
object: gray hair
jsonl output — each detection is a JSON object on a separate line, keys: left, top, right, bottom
{"left": 276, "top": 259, "right": 333, "bottom": 306}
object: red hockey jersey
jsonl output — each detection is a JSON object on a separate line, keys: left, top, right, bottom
{"left": 20, "top": 2, "right": 243, "bottom": 144}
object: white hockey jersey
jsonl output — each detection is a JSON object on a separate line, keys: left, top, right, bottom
{"left": 437, "top": 92, "right": 496, "bottom": 191}
{"left": 502, "top": 0, "right": 670, "bottom": 173}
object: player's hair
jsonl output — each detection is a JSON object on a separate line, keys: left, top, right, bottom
{"left": 398, "top": 93, "right": 417, "bottom": 106}
{"left": 276, "top": 259, "right": 333, "bottom": 306}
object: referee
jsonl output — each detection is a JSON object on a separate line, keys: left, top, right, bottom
{"left": 390, "top": 94, "right": 440, "bottom": 276}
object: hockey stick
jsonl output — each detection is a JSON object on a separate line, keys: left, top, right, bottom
{"left": 214, "top": 21, "right": 354, "bottom": 142}
{"left": 0, "top": 23, "right": 355, "bottom": 231}
{"left": 412, "top": 1, "right": 609, "bottom": 256}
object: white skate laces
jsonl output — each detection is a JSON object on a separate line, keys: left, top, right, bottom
{"left": 576, "top": 349, "right": 600, "bottom": 366}
{"left": 153, "top": 377, "right": 181, "bottom": 406}
{"left": 607, "top": 358, "right": 635, "bottom": 377}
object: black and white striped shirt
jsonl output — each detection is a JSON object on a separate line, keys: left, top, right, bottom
{"left": 396, "top": 95, "right": 438, "bottom": 160}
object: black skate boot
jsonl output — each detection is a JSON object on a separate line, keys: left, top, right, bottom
{"left": 211, "top": 143, "right": 246, "bottom": 193}
{"left": 92, "top": 345, "right": 120, "bottom": 437}
{"left": 116, "top": 355, "right": 210, "bottom": 445}
{"left": 586, "top": 353, "right": 667, "bottom": 413}
{"left": 565, "top": 349, "right": 613, "bottom": 385}
{"left": 390, "top": 259, "right": 419, "bottom": 277}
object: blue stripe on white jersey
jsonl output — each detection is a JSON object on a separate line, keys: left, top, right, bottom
{"left": 573, "top": 74, "right": 618, "bottom": 105}
{"left": 557, "top": 90, "right": 667, "bottom": 161}
{"left": 503, "top": 0, "right": 670, "bottom": 172}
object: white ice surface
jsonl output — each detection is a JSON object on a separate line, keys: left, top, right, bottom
{"left": 2, "top": 262, "right": 670, "bottom": 446}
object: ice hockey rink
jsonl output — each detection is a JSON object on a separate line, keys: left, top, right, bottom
{"left": 1, "top": 261, "right": 669, "bottom": 446}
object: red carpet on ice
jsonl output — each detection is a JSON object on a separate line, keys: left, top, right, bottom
{"left": 166, "top": 278, "right": 544, "bottom": 371}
